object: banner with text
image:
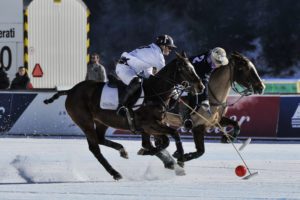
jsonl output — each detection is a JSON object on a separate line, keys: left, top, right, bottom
{"left": 205, "top": 95, "right": 280, "bottom": 138}
{"left": 277, "top": 96, "right": 300, "bottom": 138}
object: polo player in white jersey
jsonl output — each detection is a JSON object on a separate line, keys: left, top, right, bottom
{"left": 115, "top": 34, "right": 177, "bottom": 116}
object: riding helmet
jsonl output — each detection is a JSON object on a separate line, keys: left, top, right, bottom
{"left": 156, "top": 35, "right": 177, "bottom": 48}
{"left": 211, "top": 47, "right": 229, "bottom": 65}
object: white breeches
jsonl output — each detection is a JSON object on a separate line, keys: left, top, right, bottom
{"left": 115, "top": 63, "right": 138, "bottom": 85}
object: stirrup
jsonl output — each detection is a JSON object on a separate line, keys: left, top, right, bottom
{"left": 183, "top": 119, "right": 193, "bottom": 130}
{"left": 116, "top": 105, "right": 127, "bottom": 117}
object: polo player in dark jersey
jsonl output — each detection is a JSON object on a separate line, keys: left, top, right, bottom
{"left": 183, "top": 47, "right": 229, "bottom": 129}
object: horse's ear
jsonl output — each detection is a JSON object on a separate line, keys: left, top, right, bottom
{"left": 181, "top": 51, "right": 187, "bottom": 58}
{"left": 233, "top": 51, "right": 241, "bottom": 56}
{"left": 175, "top": 51, "right": 182, "bottom": 59}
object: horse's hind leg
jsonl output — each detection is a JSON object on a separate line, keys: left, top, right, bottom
{"left": 86, "top": 139, "right": 122, "bottom": 180}
{"left": 95, "top": 121, "right": 128, "bottom": 159}
{"left": 69, "top": 112, "right": 122, "bottom": 180}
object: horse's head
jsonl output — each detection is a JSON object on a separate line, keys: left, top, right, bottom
{"left": 174, "top": 52, "right": 204, "bottom": 95}
{"left": 230, "top": 52, "right": 265, "bottom": 94}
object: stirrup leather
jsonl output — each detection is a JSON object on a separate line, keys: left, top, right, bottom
{"left": 119, "top": 107, "right": 142, "bottom": 134}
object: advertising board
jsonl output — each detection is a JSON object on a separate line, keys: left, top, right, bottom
{"left": 0, "top": 0, "right": 24, "bottom": 80}
{"left": 0, "top": 91, "right": 115, "bottom": 136}
{"left": 277, "top": 96, "right": 300, "bottom": 138}
{"left": 3, "top": 92, "right": 300, "bottom": 139}
{"left": 190, "top": 96, "right": 279, "bottom": 138}
{"left": 115, "top": 96, "right": 281, "bottom": 139}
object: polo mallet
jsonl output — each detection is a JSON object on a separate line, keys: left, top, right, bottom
{"left": 179, "top": 98, "right": 258, "bottom": 179}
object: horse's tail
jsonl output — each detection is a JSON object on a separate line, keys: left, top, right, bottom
{"left": 44, "top": 90, "right": 68, "bottom": 104}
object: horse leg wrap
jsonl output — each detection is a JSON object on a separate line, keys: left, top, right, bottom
{"left": 155, "top": 149, "right": 176, "bottom": 170}
{"left": 183, "top": 151, "right": 204, "bottom": 162}
{"left": 137, "top": 148, "right": 158, "bottom": 156}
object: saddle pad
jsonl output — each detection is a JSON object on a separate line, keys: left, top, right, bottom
{"left": 100, "top": 83, "right": 144, "bottom": 110}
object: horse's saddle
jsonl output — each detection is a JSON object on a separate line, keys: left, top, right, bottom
{"left": 100, "top": 74, "right": 144, "bottom": 110}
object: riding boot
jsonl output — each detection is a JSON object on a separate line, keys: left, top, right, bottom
{"left": 116, "top": 77, "right": 141, "bottom": 117}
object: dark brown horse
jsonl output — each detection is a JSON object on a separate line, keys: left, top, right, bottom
{"left": 167, "top": 52, "right": 265, "bottom": 162}
{"left": 44, "top": 52, "right": 204, "bottom": 180}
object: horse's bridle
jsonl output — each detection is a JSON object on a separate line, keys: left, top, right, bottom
{"left": 135, "top": 62, "right": 192, "bottom": 111}
{"left": 230, "top": 61, "right": 254, "bottom": 96}
{"left": 207, "top": 58, "right": 255, "bottom": 108}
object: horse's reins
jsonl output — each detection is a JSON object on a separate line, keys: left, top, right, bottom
{"left": 179, "top": 97, "right": 254, "bottom": 174}
{"left": 184, "top": 58, "right": 256, "bottom": 125}
{"left": 147, "top": 65, "right": 195, "bottom": 111}
{"left": 207, "top": 59, "right": 254, "bottom": 109}
{"left": 230, "top": 59, "right": 254, "bottom": 96}
{"left": 132, "top": 67, "right": 191, "bottom": 111}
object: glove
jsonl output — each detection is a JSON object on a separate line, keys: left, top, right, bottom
{"left": 137, "top": 70, "right": 146, "bottom": 78}
{"left": 141, "top": 66, "right": 157, "bottom": 78}
{"left": 201, "top": 100, "right": 211, "bottom": 115}
{"left": 171, "top": 88, "right": 180, "bottom": 100}
{"left": 152, "top": 67, "right": 158, "bottom": 75}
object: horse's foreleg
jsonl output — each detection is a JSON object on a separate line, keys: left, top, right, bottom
{"left": 179, "top": 125, "right": 205, "bottom": 162}
{"left": 154, "top": 135, "right": 170, "bottom": 150}
{"left": 154, "top": 125, "right": 184, "bottom": 156}
{"left": 95, "top": 122, "right": 128, "bottom": 159}
{"left": 219, "top": 116, "right": 240, "bottom": 143}
{"left": 139, "top": 133, "right": 176, "bottom": 170}
{"left": 154, "top": 135, "right": 175, "bottom": 169}
{"left": 149, "top": 124, "right": 184, "bottom": 159}
{"left": 155, "top": 126, "right": 185, "bottom": 167}
{"left": 138, "top": 133, "right": 158, "bottom": 155}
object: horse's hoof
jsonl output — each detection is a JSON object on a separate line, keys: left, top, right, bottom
{"left": 172, "top": 151, "right": 180, "bottom": 159}
{"left": 177, "top": 160, "right": 185, "bottom": 168}
{"left": 113, "top": 172, "right": 122, "bottom": 180}
{"left": 137, "top": 148, "right": 154, "bottom": 156}
{"left": 119, "top": 148, "right": 128, "bottom": 159}
{"left": 137, "top": 148, "right": 145, "bottom": 155}
{"left": 164, "top": 162, "right": 175, "bottom": 170}
{"left": 220, "top": 135, "right": 229, "bottom": 143}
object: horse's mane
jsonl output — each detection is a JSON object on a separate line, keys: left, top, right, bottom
{"left": 155, "top": 58, "right": 177, "bottom": 77}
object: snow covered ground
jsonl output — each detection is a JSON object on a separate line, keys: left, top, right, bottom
{"left": 0, "top": 137, "right": 299, "bottom": 200}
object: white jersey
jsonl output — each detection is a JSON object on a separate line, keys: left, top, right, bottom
{"left": 120, "top": 43, "right": 165, "bottom": 78}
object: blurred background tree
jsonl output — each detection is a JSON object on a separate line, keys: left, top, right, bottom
{"left": 24, "top": 0, "right": 300, "bottom": 77}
